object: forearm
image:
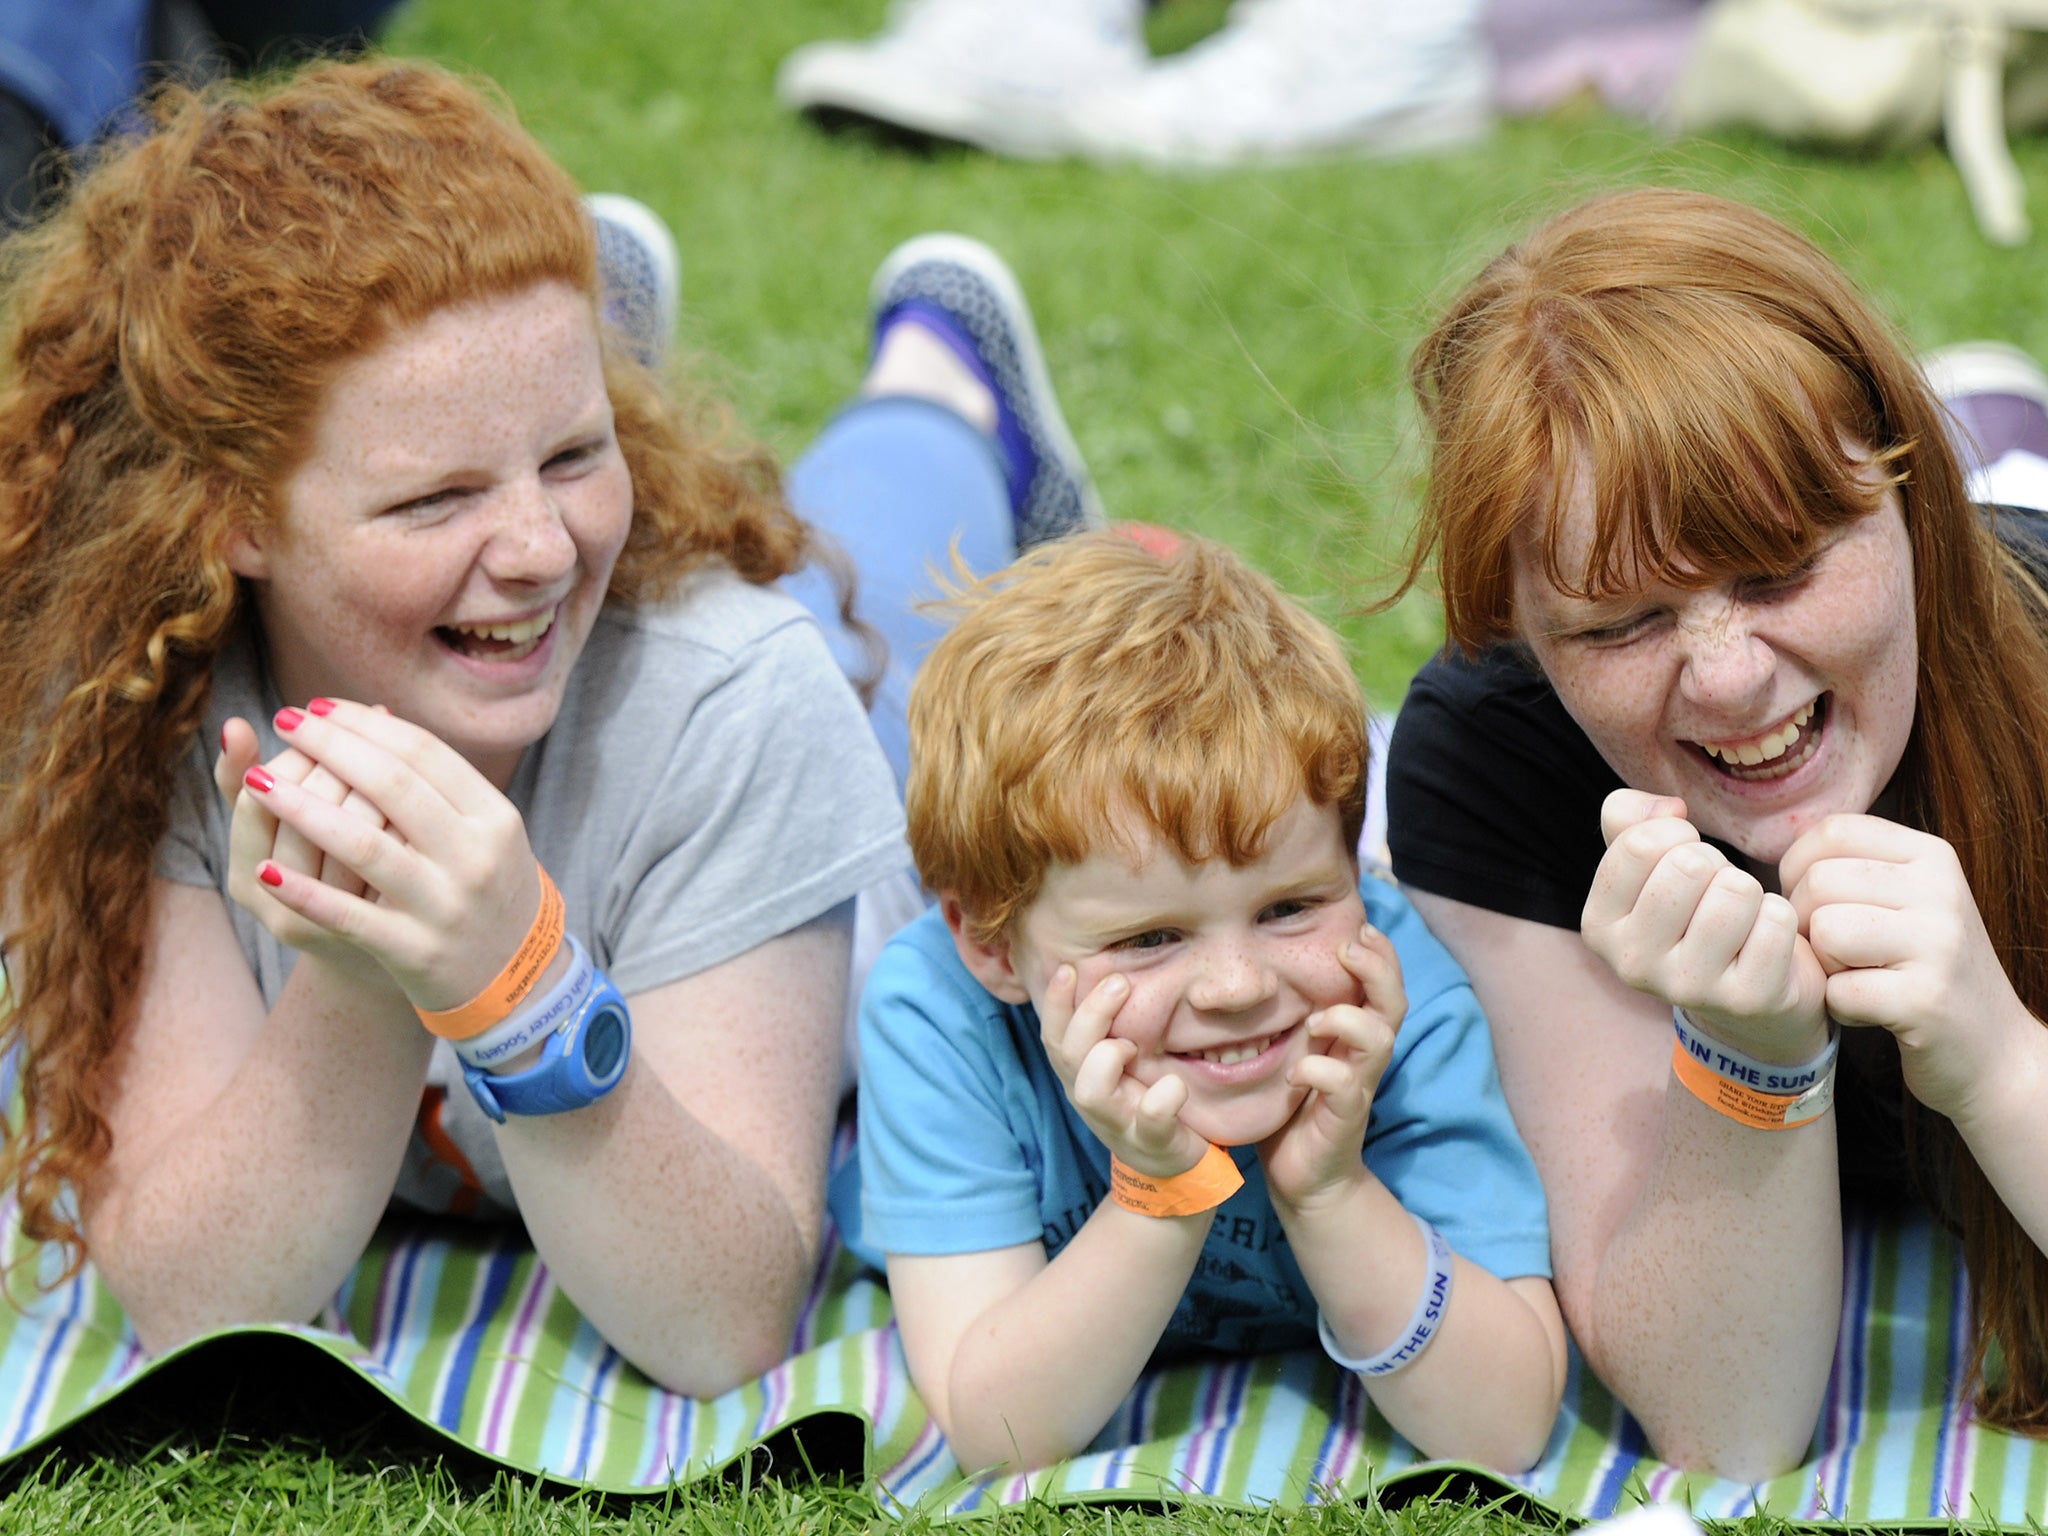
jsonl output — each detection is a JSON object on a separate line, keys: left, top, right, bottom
{"left": 1278, "top": 1176, "right": 1563, "bottom": 1471}
{"left": 938, "top": 1202, "right": 1207, "bottom": 1472}
{"left": 87, "top": 957, "right": 432, "bottom": 1349}
{"left": 1952, "top": 1019, "right": 2048, "bottom": 1258}
{"left": 494, "top": 1065, "right": 826, "bottom": 1399}
{"left": 1583, "top": 1088, "right": 1841, "bottom": 1479}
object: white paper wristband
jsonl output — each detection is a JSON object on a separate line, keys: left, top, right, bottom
{"left": 1671, "top": 1006, "right": 1838, "bottom": 1097}
{"left": 1317, "top": 1212, "right": 1455, "bottom": 1378}
{"left": 453, "top": 934, "right": 597, "bottom": 1069}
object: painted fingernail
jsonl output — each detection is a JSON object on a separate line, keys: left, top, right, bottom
{"left": 220, "top": 724, "right": 229, "bottom": 753}
{"left": 258, "top": 861, "right": 283, "bottom": 888}
{"left": 308, "top": 697, "right": 337, "bottom": 717}
{"left": 244, "top": 765, "right": 275, "bottom": 793}
{"left": 274, "top": 707, "right": 304, "bottom": 732}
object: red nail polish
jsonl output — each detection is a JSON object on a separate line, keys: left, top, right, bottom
{"left": 258, "top": 862, "right": 283, "bottom": 888}
{"left": 245, "top": 765, "right": 275, "bottom": 793}
{"left": 308, "top": 697, "right": 336, "bottom": 717}
{"left": 275, "top": 707, "right": 304, "bottom": 732}
{"left": 220, "top": 724, "right": 229, "bottom": 752}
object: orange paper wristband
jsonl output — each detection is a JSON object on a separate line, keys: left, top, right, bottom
{"left": 1111, "top": 1143, "right": 1245, "bottom": 1218}
{"left": 417, "top": 865, "right": 566, "bottom": 1041}
{"left": 1670, "top": 1037, "right": 1833, "bottom": 1131}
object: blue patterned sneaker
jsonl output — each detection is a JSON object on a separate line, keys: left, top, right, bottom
{"left": 869, "top": 233, "right": 1103, "bottom": 548}
{"left": 585, "top": 193, "right": 680, "bottom": 372}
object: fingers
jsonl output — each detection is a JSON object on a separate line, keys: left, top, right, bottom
{"left": 1599, "top": 787, "right": 1689, "bottom": 847}
{"left": 1581, "top": 812, "right": 1704, "bottom": 931}
{"left": 213, "top": 717, "right": 262, "bottom": 804}
{"left": 241, "top": 763, "right": 425, "bottom": 913}
{"left": 1040, "top": 967, "right": 1130, "bottom": 1086}
{"left": 1070, "top": 1034, "right": 1139, "bottom": 1108}
{"left": 1336, "top": 923, "right": 1406, "bottom": 1025}
{"left": 1779, "top": 813, "right": 1937, "bottom": 895}
{"left": 272, "top": 699, "right": 493, "bottom": 842}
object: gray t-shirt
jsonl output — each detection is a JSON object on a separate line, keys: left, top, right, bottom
{"left": 158, "top": 566, "right": 910, "bottom": 1216}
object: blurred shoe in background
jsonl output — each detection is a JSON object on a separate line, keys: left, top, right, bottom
{"left": 1064, "top": 0, "right": 1492, "bottom": 168}
{"left": 778, "top": 0, "right": 1493, "bottom": 169}
{"left": 586, "top": 192, "right": 680, "bottom": 372}
{"left": 776, "top": 0, "right": 1147, "bottom": 159}
{"left": 1924, "top": 340, "right": 2048, "bottom": 513}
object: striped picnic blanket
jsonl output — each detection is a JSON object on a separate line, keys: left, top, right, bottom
{"left": 1, "top": 1190, "right": 2043, "bottom": 1523}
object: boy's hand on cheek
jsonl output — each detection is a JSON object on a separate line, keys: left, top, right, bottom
{"left": 1040, "top": 965, "right": 1209, "bottom": 1179}
{"left": 1260, "top": 925, "right": 1401, "bottom": 1212}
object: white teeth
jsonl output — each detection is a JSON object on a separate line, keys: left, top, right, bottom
{"left": 1701, "top": 700, "right": 1816, "bottom": 766}
{"left": 1199, "top": 1036, "right": 1270, "bottom": 1066}
{"left": 449, "top": 607, "right": 557, "bottom": 646}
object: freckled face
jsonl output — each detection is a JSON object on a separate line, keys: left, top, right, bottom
{"left": 1514, "top": 476, "right": 1920, "bottom": 868}
{"left": 233, "top": 282, "right": 633, "bottom": 787}
{"left": 1005, "top": 798, "right": 1368, "bottom": 1148}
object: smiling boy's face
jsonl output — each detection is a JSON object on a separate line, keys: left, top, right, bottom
{"left": 967, "top": 795, "right": 1367, "bottom": 1148}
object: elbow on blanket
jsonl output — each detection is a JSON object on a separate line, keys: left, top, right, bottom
{"left": 1633, "top": 1407, "right": 1814, "bottom": 1484}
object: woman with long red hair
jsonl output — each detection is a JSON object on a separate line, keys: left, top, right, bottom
{"left": 0, "top": 56, "right": 1095, "bottom": 1395}
{"left": 1388, "top": 187, "right": 2048, "bottom": 1477}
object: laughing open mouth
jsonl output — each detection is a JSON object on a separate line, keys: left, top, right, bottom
{"left": 1691, "top": 695, "right": 1825, "bottom": 782}
{"left": 437, "top": 606, "right": 557, "bottom": 662}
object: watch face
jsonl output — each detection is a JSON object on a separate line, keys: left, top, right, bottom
{"left": 580, "top": 1003, "right": 629, "bottom": 1085}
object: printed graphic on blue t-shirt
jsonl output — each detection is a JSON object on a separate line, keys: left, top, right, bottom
{"left": 833, "top": 875, "right": 1550, "bottom": 1361}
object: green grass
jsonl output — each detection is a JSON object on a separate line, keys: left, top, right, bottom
{"left": 19, "top": 0, "right": 2048, "bottom": 1527}
{"left": 388, "top": 0, "right": 2048, "bottom": 706}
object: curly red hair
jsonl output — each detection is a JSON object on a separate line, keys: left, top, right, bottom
{"left": 0, "top": 58, "right": 833, "bottom": 1273}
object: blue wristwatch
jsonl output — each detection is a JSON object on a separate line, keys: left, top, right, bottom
{"left": 463, "top": 969, "right": 632, "bottom": 1124}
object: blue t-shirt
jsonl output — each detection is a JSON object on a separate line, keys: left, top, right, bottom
{"left": 833, "top": 875, "right": 1551, "bottom": 1360}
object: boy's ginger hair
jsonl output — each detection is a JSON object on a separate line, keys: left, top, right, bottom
{"left": 908, "top": 529, "right": 1368, "bottom": 943}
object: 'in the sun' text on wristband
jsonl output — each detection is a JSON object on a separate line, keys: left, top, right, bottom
{"left": 1317, "top": 1212, "right": 1455, "bottom": 1377}
{"left": 1670, "top": 1006, "right": 1837, "bottom": 1130}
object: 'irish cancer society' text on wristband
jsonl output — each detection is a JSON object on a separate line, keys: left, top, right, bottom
{"left": 417, "top": 865, "right": 566, "bottom": 1041}
{"left": 1318, "top": 1213, "right": 1454, "bottom": 1378}
{"left": 453, "top": 934, "right": 597, "bottom": 1070}
{"left": 1111, "top": 1143, "right": 1245, "bottom": 1217}
{"left": 1670, "top": 1007, "right": 1837, "bottom": 1131}
{"left": 464, "top": 969, "right": 631, "bottom": 1124}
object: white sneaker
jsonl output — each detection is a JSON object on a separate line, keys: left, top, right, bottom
{"left": 1066, "top": 0, "right": 1493, "bottom": 169}
{"left": 776, "top": 0, "right": 1148, "bottom": 159}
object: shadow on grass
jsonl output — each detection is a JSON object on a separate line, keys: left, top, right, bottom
{"left": 0, "top": 1330, "right": 870, "bottom": 1513}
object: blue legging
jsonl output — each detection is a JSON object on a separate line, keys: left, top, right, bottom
{"left": 781, "top": 395, "right": 1016, "bottom": 792}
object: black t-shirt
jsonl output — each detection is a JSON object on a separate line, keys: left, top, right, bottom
{"left": 1386, "top": 503, "right": 2048, "bottom": 929}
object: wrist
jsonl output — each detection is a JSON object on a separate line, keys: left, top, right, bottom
{"left": 1266, "top": 1160, "right": 1372, "bottom": 1224}
{"left": 1678, "top": 1003, "right": 1832, "bottom": 1069}
{"left": 1670, "top": 1006, "right": 1837, "bottom": 1131}
{"left": 1951, "top": 1005, "right": 2048, "bottom": 1141}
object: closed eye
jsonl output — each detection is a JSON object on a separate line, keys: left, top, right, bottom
{"left": 1571, "top": 608, "right": 1663, "bottom": 645}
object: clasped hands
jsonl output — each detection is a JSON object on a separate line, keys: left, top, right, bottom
{"left": 1037, "top": 928, "right": 1403, "bottom": 1212}
{"left": 1585, "top": 789, "right": 2030, "bottom": 1123}
{"left": 214, "top": 698, "right": 547, "bottom": 1018}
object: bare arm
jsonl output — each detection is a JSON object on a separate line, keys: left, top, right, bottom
{"left": 1280, "top": 1171, "right": 1567, "bottom": 1471}
{"left": 83, "top": 878, "right": 433, "bottom": 1349}
{"left": 886, "top": 1208, "right": 1208, "bottom": 1472}
{"left": 1407, "top": 888, "right": 1840, "bottom": 1479}
{"left": 495, "top": 907, "right": 851, "bottom": 1397}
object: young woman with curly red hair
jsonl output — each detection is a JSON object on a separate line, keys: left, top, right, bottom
{"left": 0, "top": 57, "right": 1097, "bottom": 1395}
{"left": 1387, "top": 187, "right": 2048, "bottom": 1478}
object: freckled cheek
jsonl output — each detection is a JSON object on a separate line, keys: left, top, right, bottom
{"left": 1079, "top": 968, "right": 1175, "bottom": 1052}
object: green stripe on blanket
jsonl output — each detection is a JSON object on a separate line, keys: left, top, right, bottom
{"left": 1, "top": 1199, "right": 2042, "bottom": 1523}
